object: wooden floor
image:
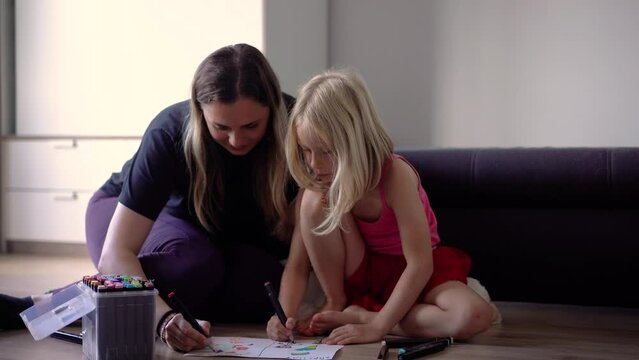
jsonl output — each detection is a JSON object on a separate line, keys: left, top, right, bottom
{"left": 1, "top": 253, "right": 638, "bottom": 359}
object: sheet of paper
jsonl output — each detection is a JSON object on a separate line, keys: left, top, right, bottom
{"left": 185, "top": 337, "right": 343, "bottom": 359}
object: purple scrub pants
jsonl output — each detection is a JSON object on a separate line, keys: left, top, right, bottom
{"left": 85, "top": 190, "right": 284, "bottom": 323}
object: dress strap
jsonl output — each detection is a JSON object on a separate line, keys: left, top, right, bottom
{"left": 378, "top": 155, "right": 397, "bottom": 205}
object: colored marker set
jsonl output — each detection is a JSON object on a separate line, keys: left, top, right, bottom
{"left": 80, "top": 274, "right": 157, "bottom": 360}
{"left": 82, "top": 274, "right": 155, "bottom": 292}
{"left": 19, "top": 274, "right": 157, "bottom": 360}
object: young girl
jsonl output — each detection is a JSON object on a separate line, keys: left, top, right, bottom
{"left": 266, "top": 70, "right": 494, "bottom": 345}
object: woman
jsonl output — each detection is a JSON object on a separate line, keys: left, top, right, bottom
{"left": 1, "top": 43, "right": 296, "bottom": 352}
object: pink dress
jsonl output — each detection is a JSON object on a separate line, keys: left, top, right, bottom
{"left": 346, "top": 155, "right": 470, "bottom": 311}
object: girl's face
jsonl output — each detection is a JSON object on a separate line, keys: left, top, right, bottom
{"left": 202, "top": 97, "right": 270, "bottom": 156}
{"left": 296, "top": 122, "right": 335, "bottom": 184}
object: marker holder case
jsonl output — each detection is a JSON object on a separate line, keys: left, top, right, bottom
{"left": 80, "top": 282, "right": 157, "bottom": 360}
{"left": 20, "top": 278, "right": 157, "bottom": 360}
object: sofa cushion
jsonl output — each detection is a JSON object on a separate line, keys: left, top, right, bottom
{"left": 398, "top": 148, "right": 639, "bottom": 308}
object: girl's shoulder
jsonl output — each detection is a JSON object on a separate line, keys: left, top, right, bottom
{"left": 383, "top": 156, "right": 421, "bottom": 201}
{"left": 387, "top": 156, "right": 419, "bottom": 183}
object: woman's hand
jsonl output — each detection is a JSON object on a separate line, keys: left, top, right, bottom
{"left": 266, "top": 315, "right": 296, "bottom": 341}
{"left": 162, "top": 313, "right": 212, "bottom": 352}
{"left": 322, "top": 323, "right": 385, "bottom": 345}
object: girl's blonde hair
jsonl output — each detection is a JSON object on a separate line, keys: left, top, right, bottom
{"left": 286, "top": 70, "right": 393, "bottom": 235}
{"left": 183, "top": 44, "right": 290, "bottom": 239}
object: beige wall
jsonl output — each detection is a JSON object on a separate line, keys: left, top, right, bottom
{"left": 12, "top": 0, "right": 639, "bottom": 147}
{"left": 330, "top": 0, "right": 639, "bottom": 148}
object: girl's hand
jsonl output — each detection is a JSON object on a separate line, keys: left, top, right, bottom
{"left": 266, "top": 315, "right": 296, "bottom": 341}
{"left": 322, "top": 323, "right": 385, "bottom": 345}
{"left": 163, "top": 313, "right": 211, "bottom": 352}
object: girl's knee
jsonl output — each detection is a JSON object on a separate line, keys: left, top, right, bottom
{"left": 450, "top": 300, "right": 493, "bottom": 339}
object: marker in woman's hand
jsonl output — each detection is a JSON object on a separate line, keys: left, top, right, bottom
{"left": 168, "top": 291, "right": 216, "bottom": 352}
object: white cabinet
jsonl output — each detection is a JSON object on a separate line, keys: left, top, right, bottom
{"left": 3, "top": 191, "right": 92, "bottom": 243}
{"left": 4, "top": 1, "right": 328, "bottom": 250}
{"left": 1, "top": 138, "right": 140, "bottom": 244}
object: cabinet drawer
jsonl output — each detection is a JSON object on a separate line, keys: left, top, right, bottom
{"left": 2, "top": 138, "right": 140, "bottom": 190}
{"left": 2, "top": 190, "right": 91, "bottom": 243}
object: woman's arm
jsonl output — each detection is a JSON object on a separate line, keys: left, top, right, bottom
{"left": 97, "top": 202, "right": 174, "bottom": 315}
{"left": 98, "top": 203, "right": 206, "bottom": 348}
{"left": 98, "top": 202, "right": 212, "bottom": 351}
{"left": 98, "top": 202, "right": 153, "bottom": 276}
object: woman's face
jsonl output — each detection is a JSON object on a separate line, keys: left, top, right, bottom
{"left": 201, "top": 97, "right": 270, "bottom": 156}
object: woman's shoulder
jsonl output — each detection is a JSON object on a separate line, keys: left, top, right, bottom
{"left": 136, "top": 100, "right": 189, "bottom": 152}
{"left": 146, "top": 100, "right": 190, "bottom": 135}
{"left": 135, "top": 101, "right": 190, "bottom": 162}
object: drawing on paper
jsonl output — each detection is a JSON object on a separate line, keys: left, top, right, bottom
{"left": 185, "top": 337, "right": 343, "bottom": 360}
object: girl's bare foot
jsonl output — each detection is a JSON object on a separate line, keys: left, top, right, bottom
{"left": 308, "top": 305, "right": 375, "bottom": 335}
{"left": 295, "top": 299, "right": 345, "bottom": 337}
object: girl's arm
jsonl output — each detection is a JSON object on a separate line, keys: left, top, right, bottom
{"left": 369, "top": 159, "right": 434, "bottom": 335}
{"left": 279, "top": 221, "right": 312, "bottom": 320}
{"left": 267, "top": 195, "right": 312, "bottom": 340}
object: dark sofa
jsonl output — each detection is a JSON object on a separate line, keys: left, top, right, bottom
{"left": 398, "top": 148, "right": 639, "bottom": 309}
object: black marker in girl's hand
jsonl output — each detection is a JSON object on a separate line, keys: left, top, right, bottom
{"left": 264, "top": 281, "right": 295, "bottom": 342}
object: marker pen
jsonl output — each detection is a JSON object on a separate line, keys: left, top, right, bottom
{"left": 397, "top": 338, "right": 451, "bottom": 360}
{"left": 51, "top": 330, "right": 82, "bottom": 344}
{"left": 385, "top": 336, "right": 452, "bottom": 348}
{"left": 376, "top": 340, "right": 388, "bottom": 360}
{"left": 264, "top": 282, "right": 295, "bottom": 343}
{"left": 167, "top": 291, "right": 215, "bottom": 352}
